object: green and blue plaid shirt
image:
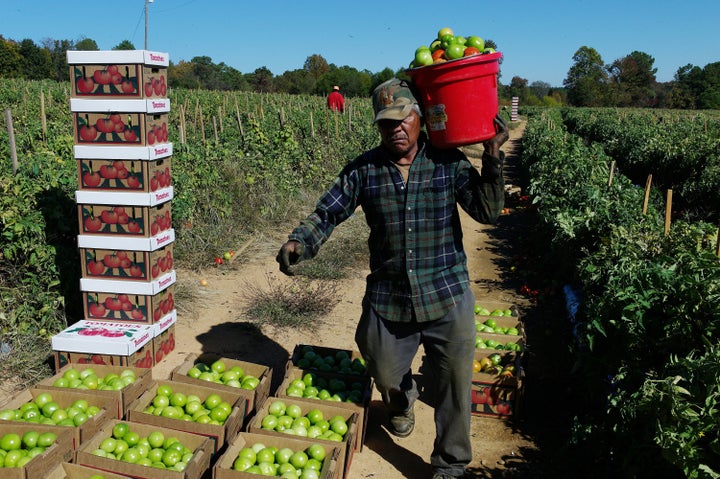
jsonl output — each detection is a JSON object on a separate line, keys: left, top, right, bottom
{"left": 289, "top": 133, "right": 504, "bottom": 323}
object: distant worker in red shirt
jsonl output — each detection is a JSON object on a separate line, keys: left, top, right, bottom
{"left": 327, "top": 85, "right": 345, "bottom": 112}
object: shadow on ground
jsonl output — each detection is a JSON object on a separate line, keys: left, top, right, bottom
{"left": 195, "top": 321, "right": 290, "bottom": 394}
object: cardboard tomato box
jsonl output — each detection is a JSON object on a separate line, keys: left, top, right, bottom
{"left": 54, "top": 343, "right": 154, "bottom": 371}
{"left": 170, "top": 353, "right": 272, "bottom": 417}
{"left": 35, "top": 364, "right": 152, "bottom": 419}
{"left": 78, "top": 229, "right": 174, "bottom": 254}
{"left": 213, "top": 431, "right": 341, "bottom": 479}
{"left": 79, "top": 269, "right": 176, "bottom": 306}
{"left": 52, "top": 320, "right": 155, "bottom": 370}
{"left": 80, "top": 243, "right": 174, "bottom": 282}
{"left": 75, "top": 419, "right": 213, "bottom": 479}
{"left": 82, "top": 284, "right": 175, "bottom": 324}
{"left": 247, "top": 395, "right": 358, "bottom": 479}
{"left": 474, "top": 333, "right": 525, "bottom": 356}
{"left": 48, "top": 461, "right": 135, "bottom": 479}
{"left": 68, "top": 50, "right": 169, "bottom": 99}
{"left": 473, "top": 301, "right": 521, "bottom": 320}
{"left": 0, "top": 423, "right": 73, "bottom": 479}
{"left": 290, "top": 344, "right": 368, "bottom": 377}
{"left": 470, "top": 350, "right": 525, "bottom": 418}
{"left": 71, "top": 98, "right": 170, "bottom": 147}
{"left": 152, "top": 312, "right": 177, "bottom": 366}
{"left": 126, "top": 379, "right": 248, "bottom": 454}
{"left": 277, "top": 366, "right": 372, "bottom": 452}
{"left": 77, "top": 156, "right": 172, "bottom": 193}
{"left": 77, "top": 194, "right": 172, "bottom": 238}
{"left": 74, "top": 142, "right": 173, "bottom": 162}
{"left": 80, "top": 270, "right": 176, "bottom": 299}
{"left": 0, "top": 388, "right": 116, "bottom": 448}
{"left": 474, "top": 315, "right": 525, "bottom": 337}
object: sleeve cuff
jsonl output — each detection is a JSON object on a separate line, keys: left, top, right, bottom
{"left": 481, "top": 151, "right": 504, "bottom": 177}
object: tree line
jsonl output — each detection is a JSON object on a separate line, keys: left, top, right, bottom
{"left": 1, "top": 35, "right": 717, "bottom": 109}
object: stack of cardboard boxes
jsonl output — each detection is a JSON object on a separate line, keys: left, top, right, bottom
{"left": 51, "top": 50, "right": 176, "bottom": 369}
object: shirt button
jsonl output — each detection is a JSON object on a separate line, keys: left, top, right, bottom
{"left": 409, "top": 269, "right": 413, "bottom": 273}
{"left": 408, "top": 228, "right": 412, "bottom": 232}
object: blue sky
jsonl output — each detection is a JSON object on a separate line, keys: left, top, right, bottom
{"left": 2, "top": 0, "right": 719, "bottom": 88}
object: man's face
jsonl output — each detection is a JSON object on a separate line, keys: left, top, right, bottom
{"left": 377, "top": 110, "right": 422, "bottom": 158}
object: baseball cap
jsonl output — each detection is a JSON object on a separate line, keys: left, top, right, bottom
{"left": 372, "top": 78, "right": 418, "bottom": 123}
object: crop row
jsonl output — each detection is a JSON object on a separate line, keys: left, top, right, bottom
{"left": 559, "top": 107, "right": 720, "bottom": 221}
{"left": 521, "top": 108, "right": 720, "bottom": 478}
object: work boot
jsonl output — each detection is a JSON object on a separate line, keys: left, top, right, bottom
{"left": 388, "top": 405, "right": 414, "bottom": 438}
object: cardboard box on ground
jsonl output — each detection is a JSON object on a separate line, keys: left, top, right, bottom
{"left": 126, "top": 379, "right": 248, "bottom": 454}
{"left": 247, "top": 395, "right": 360, "bottom": 479}
{"left": 213, "top": 431, "right": 342, "bottom": 479}
{"left": 74, "top": 419, "right": 213, "bottom": 479}
{"left": 170, "top": 352, "right": 273, "bottom": 419}
{"left": 0, "top": 424, "right": 73, "bottom": 479}
{"left": 34, "top": 364, "right": 152, "bottom": 418}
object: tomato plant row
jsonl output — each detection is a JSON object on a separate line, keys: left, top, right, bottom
{"left": 520, "top": 107, "right": 720, "bottom": 478}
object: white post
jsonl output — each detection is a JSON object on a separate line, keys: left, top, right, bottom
{"left": 145, "top": 0, "right": 154, "bottom": 49}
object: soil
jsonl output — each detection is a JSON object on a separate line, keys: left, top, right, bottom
{"left": 148, "top": 121, "right": 550, "bottom": 479}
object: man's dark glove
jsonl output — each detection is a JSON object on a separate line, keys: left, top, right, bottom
{"left": 276, "top": 240, "right": 305, "bottom": 276}
{"left": 483, "top": 114, "right": 510, "bottom": 158}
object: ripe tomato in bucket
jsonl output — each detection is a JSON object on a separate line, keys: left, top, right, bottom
{"left": 406, "top": 51, "right": 503, "bottom": 149}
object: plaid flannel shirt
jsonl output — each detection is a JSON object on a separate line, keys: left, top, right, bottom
{"left": 289, "top": 133, "right": 504, "bottom": 322}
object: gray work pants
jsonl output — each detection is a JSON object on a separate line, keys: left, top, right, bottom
{"left": 355, "top": 286, "right": 476, "bottom": 476}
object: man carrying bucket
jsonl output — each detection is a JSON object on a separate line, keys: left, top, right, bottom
{"left": 277, "top": 78, "right": 508, "bottom": 479}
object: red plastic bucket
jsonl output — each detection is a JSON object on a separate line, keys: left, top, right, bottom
{"left": 406, "top": 51, "right": 503, "bottom": 148}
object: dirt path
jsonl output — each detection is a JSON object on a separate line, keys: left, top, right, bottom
{"left": 150, "top": 121, "right": 539, "bottom": 479}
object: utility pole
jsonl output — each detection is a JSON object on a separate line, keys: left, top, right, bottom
{"left": 145, "top": 0, "right": 154, "bottom": 49}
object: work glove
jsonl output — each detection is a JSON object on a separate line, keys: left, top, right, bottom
{"left": 276, "top": 240, "right": 305, "bottom": 276}
{"left": 483, "top": 114, "right": 510, "bottom": 159}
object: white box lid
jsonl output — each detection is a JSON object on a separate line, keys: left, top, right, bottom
{"left": 73, "top": 143, "right": 172, "bottom": 160}
{"left": 77, "top": 229, "right": 174, "bottom": 251}
{"left": 51, "top": 320, "right": 154, "bottom": 355}
{"left": 80, "top": 270, "right": 176, "bottom": 295}
{"left": 66, "top": 50, "right": 169, "bottom": 67}
{"left": 75, "top": 186, "right": 173, "bottom": 206}
{"left": 153, "top": 310, "right": 177, "bottom": 337}
{"left": 70, "top": 98, "right": 170, "bottom": 113}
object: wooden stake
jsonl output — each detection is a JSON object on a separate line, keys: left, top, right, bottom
{"left": 607, "top": 161, "right": 615, "bottom": 186}
{"left": 199, "top": 109, "right": 206, "bottom": 145}
{"left": 40, "top": 90, "right": 47, "bottom": 142}
{"left": 642, "top": 174, "right": 652, "bottom": 215}
{"left": 716, "top": 226, "right": 720, "bottom": 257}
{"left": 212, "top": 116, "right": 219, "bottom": 144}
{"left": 178, "top": 104, "right": 186, "bottom": 144}
{"left": 234, "top": 99, "right": 244, "bottom": 141}
{"left": 310, "top": 111, "right": 315, "bottom": 138}
{"left": 664, "top": 189, "right": 672, "bottom": 235}
{"left": 5, "top": 109, "right": 18, "bottom": 175}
